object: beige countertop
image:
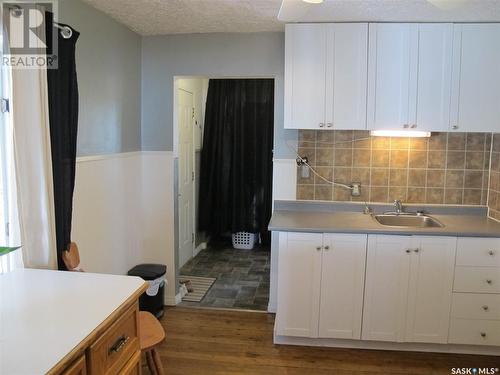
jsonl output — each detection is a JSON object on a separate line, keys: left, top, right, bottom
{"left": 269, "top": 201, "right": 500, "bottom": 237}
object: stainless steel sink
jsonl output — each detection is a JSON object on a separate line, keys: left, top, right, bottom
{"left": 373, "top": 214, "right": 444, "bottom": 228}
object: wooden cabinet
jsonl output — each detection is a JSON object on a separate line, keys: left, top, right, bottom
{"left": 362, "top": 235, "right": 456, "bottom": 344}
{"left": 53, "top": 301, "right": 144, "bottom": 375}
{"left": 367, "top": 23, "right": 453, "bottom": 132}
{"left": 276, "top": 232, "right": 367, "bottom": 339}
{"left": 450, "top": 24, "right": 500, "bottom": 133}
{"left": 284, "top": 23, "right": 368, "bottom": 130}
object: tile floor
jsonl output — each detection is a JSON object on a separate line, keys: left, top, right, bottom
{"left": 179, "top": 243, "right": 270, "bottom": 311}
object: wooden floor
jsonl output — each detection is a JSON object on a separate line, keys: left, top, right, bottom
{"left": 152, "top": 307, "right": 499, "bottom": 375}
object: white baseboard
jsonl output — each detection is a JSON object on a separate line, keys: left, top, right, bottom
{"left": 274, "top": 334, "right": 500, "bottom": 356}
{"left": 194, "top": 242, "right": 207, "bottom": 257}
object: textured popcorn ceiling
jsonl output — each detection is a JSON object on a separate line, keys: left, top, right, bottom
{"left": 81, "top": 0, "right": 284, "bottom": 35}
{"left": 81, "top": 0, "right": 500, "bottom": 36}
{"left": 279, "top": 0, "right": 500, "bottom": 23}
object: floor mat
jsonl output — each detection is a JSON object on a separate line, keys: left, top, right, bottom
{"left": 179, "top": 275, "right": 216, "bottom": 302}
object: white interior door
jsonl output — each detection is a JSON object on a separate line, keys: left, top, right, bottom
{"left": 178, "top": 89, "right": 195, "bottom": 269}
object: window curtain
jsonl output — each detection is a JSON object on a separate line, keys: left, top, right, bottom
{"left": 45, "top": 12, "right": 80, "bottom": 270}
{"left": 198, "top": 79, "right": 274, "bottom": 244}
{"left": 10, "top": 23, "right": 58, "bottom": 269}
{"left": 0, "top": 24, "right": 23, "bottom": 273}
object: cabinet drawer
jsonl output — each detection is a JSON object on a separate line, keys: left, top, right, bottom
{"left": 62, "top": 355, "right": 86, "bottom": 375}
{"left": 88, "top": 303, "right": 140, "bottom": 375}
{"left": 456, "top": 238, "right": 500, "bottom": 267}
{"left": 119, "top": 351, "right": 141, "bottom": 375}
{"left": 451, "top": 293, "right": 500, "bottom": 320}
{"left": 449, "top": 319, "right": 500, "bottom": 346}
{"left": 453, "top": 266, "right": 500, "bottom": 293}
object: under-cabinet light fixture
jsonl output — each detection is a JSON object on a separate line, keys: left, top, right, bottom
{"left": 370, "top": 130, "right": 431, "bottom": 138}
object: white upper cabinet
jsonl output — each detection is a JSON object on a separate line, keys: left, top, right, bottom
{"left": 413, "top": 24, "right": 453, "bottom": 132}
{"left": 367, "top": 24, "right": 412, "bottom": 131}
{"left": 284, "top": 23, "right": 368, "bottom": 130}
{"left": 367, "top": 23, "right": 453, "bottom": 132}
{"left": 325, "top": 24, "right": 368, "bottom": 130}
{"left": 284, "top": 24, "right": 327, "bottom": 130}
{"left": 450, "top": 24, "right": 500, "bottom": 133}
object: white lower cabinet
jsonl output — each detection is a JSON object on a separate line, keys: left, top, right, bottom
{"left": 362, "top": 235, "right": 456, "bottom": 343}
{"left": 276, "top": 232, "right": 367, "bottom": 339}
{"left": 276, "top": 231, "right": 500, "bottom": 351}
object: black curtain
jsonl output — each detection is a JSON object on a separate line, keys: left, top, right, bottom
{"left": 45, "top": 13, "right": 80, "bottom": 270}
{"left": 199, "top": 79, "right": 274, "bottom": 245}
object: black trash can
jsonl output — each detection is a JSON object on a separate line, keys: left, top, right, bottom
{"left": 128, "top": 264, "right": 166, "bottom": 318}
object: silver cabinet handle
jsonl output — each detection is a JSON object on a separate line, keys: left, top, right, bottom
{"left": 319, "top": 123, "right": 325, "bottom": 128}
{"left": 316, "top": 246, "right": 322, "bottom": 251}
{"left": 413, "top": 248, "right": 420, "bottom": 253}
{"left": 324, "top": 245, "right": 330, "bottom": 250}
{"left": 410, "top": 124, "right": 417, "bottom": 129}
{"left": 452, "top": 125, "right": 459, "bottom": 130}
{"left": 489, "top": 250, "right": 495, "bottom": 256}
{"left": 480, "top": 332, "right": 487, "bottom": 338}
{"left": 405, "top": 249, "right": 411, "bottom": 253}
{"left": 403, "top": 124, "right": 409, "bottom": 129}
{"left": 482, "top": 305, "right": 489, "bottom": 311}
{"left": 486, "top": 279, "right": 493, "bottom": 284}
{"left": 326, "top": 123, "right": 333, "bottom": 128}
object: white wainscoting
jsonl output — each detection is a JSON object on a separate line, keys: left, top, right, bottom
{"left": 72, "top": 151, "right": 177, "bottom": 305}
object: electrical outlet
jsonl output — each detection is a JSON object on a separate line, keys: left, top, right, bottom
{"left": 351, "top": 183, "right": 361, "bottom": 197}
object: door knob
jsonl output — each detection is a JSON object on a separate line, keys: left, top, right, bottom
{"left": 480, "top": 332, "right": 487, "bottom": 338}
{"left": 316, "top": 246, "right": 322, "bottom": 251}
{"left": 413, "top": 248, "right": 420, "bottom": 253}
{"left": 411, "top": 124, "right": 417, "bottom": 129}
{"left": 319, "top": 123, "right": 325, "bottom": 128}
{"left": 324, "top": 245, "right": 330, "bottom": 250}
{"left": 486, "top": 279, "right": 493, "bottom": 285}
{"left": 403, "top": 124, "right": 409, "bottom": 129}
{"left": 482, "top": 305, "right": 489, "bottom": 311}
{"left": 405, "top": 249, "right": 411, "bottom": 253}
{"left": 326, "top": 123, "right": 333, "bottom": 128}
{"left": 489, "top": 250, "right": 495, "bottom": 256}
{"left": 452, "top": 125, "right": 459, "bottom": 130}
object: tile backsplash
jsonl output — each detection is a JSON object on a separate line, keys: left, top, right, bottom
{"left": 488, "top": 134, "right": 500, "bottom": 220}
{"left": 296, "top": 130, "right": 491, "bottom": 206}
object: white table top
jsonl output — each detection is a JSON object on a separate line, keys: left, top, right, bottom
{"left": 0, "top": 269, "right": 146, "bottom": 375}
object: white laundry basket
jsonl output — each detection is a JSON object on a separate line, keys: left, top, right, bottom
{"left": 232, "top": 232, "right": 258, "bottom": 250}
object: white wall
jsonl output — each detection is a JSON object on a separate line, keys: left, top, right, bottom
{"left": 72, "top": 152, "right": 177, "bottom": 304}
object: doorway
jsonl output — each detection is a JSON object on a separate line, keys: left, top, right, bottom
{"left": 174, "top": 77, "right": 274, "bottom": 311}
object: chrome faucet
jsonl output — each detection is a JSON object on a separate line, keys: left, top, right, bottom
{"left": 394, "top": 200, "right": 403, "bottom": 214}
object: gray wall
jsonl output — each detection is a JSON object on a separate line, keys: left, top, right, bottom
{"left": 59, "top": 0, "right": 142, "bottom": 156}
{"left": 141, "top": 32, "right": 297, "bottom": 158}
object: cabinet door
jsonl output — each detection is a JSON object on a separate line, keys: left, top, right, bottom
{"left": 325, "top": 23, "right": 368, "bottom": 130}
{"left": 450, "top": 24, "right": 500, "bottom": 132}
{"left": 405, "top": 236, "right": 456, "bottom": 344}
{"left": 367, "top": 24, "right": 413, "bottom": 130}
{"left": 275, "top": 232, "right": 323, "bottom": 337}
{"left": 319, "top": 234, "right": 367, "bottom": 339}
{"left": 362, "top": 235, "right": 412, "bottom": 342}
{"left": 412, "top": 24, "right": 453, "bottom": 132}
{"left": 284, "top": 24, "right": 327, "bottom": 129}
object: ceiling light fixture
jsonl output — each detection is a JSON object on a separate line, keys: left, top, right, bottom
{"left": 302, "top": 0, "right": 324, "bottom": 3}
{"left": 370, "top": 130, "right": 431, "bottom": 138}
